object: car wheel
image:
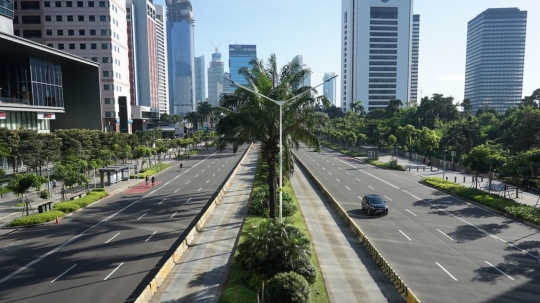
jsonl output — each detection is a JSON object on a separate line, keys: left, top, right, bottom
{"left": 384, "top": 210, "right": 389, "bottom": 216}
{"left": 367, "top": 208, "right": 371, "bottom": 216}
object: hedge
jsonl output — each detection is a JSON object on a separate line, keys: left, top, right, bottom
{"left": 365, "top": 159, "right": 405, "bottom": 171}
{"left": 5, "top": 210, "right": 65, "bottom": 227}
{"left": 131, "top": 163, "right": 171, "bottom": 179}
{"left": 320, "top": 140, "right": 365, "bottom": 158}
{"left": 175, "top": 148, "right": 203, "bottom": 160}
{"left": 423, "top": 177, "right": 540, "bottom": 226}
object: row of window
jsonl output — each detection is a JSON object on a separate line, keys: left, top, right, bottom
{"left": 42, "top": 0, "right": 108, "bottom": 8}
{"left": 370, "top": 44, "right": 397, "bottom": 49}
{"left": 370, "top": 78, "right": 396, "bottom": 82}
{"left": 370, "top": 95, "right": 396, "bottom": 100}
{"left": 369, "top": 90, "right": 396, "bottom": 94}
{"left": 370, "top": 55, "right": 397, "bottom": 60}
{"left": 370, "top": 61, "right": 397, "bottom": 65}
{"left": 370, "top": 38, "right": 397, "bottom": 43}
{"left": 47, "top": 28, "right": 107, "bottom": 36}
{"left": 370, "top": 32, "right": 397, "bottom": 37}
{"left": 369, "top": 84, "right": 396, "bottom": 88}
{"left": 42, "top": 14, "right": 109, "bottom": 22}
{"left": 103, "top": 84, "right": 122, "bottom": 92}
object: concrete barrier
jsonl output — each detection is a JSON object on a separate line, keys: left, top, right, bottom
{"left": 133, "top": 143, "right": 254, "bottom": 303}
{"left": 294, "top": 153, "right": 421, "bottom": 303}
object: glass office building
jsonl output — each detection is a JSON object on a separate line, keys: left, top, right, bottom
{"left": 464, "top": 8, "right": 527, "bottom": 114}
{"left": 166, "top": 0, "right": 195, "bottom": 115}
{"left": 229, "top": 44, "right": 256, "bottom": 92}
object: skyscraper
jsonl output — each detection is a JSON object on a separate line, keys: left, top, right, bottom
{"left": 14, "top": 0, "right": 132, "bottom": 132}
{"left": 207, "top": 51, "right": 224, "bottom": 107}
{"left": 194, "top": 55, "right": 206, "bottom": 102}
{"left": 410, "top": 14, "right": 419, "bottom": 105}
{"left": 229, "top": 44, "right": 256, "bottom": 92}
{"left": 292, "top": 55, "right": 311, "bottom": 88}
{"left": 323, "top": 72, "right": 337, "bottom": 106}
{"left": 222, "top": 72, "right": 231, "bottom": 96}
{"left": 155, "top": 5, "right": 168, "bottom": 115}
{"left": 167, "top": 0, "right": 195, "bottom": 114}
{"left": 464, "top": 8, "right": 527, "bottom": 114}
{"left": 341, "top": 0, "right": 413, "bottom": 112}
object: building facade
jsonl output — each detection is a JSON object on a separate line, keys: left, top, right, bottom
{"left": 323, "top": 72, "right": 337, "bottom": 106}
{"left": 464, "top": 8, "right": 527, "bottom": 114}
{"left": 292, "top": 55, "right": 311, "bottom": 88}
{"left": 222, "top": 71, "right": 231, "bottom": 96}
{"left": 341, "top": 0, "right": 413, "bottom": 112}
{"left": 207, "top": 51, "right": 224, "bottom": 107}
{"left": 13, "top": 0, "right": 132, "bottom": 132}
{"left": 194, "top": 55, "right": 206, "bottom": 102}
{"left": 155, "top": 5, "right": 168, "bottom": 115}
{"left": 410, "top": 14, "right": 419, "bottom": 105}
{"left": 229, "top": 44, "right": 256, "bottom": 92}
{"left": 166, "top": 0, "right": 195, "bottom": 115}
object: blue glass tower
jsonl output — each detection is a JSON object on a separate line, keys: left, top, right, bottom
{"left": 464, "top": 8, "right": 527, "bottom": 114}
{"left": 229, "top": 45, "right": 256, "bottom": 92}
{"left": 166, "top": 0, "right": 195, "bottom": 115}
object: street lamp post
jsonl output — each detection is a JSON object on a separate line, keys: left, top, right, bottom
{"left": 223, "top": 75, "right": 338, "bottom": 222}
{"left": 443, "top": 150, "right": 447, "bottom": 180}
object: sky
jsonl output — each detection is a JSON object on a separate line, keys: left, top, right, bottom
{"left": 154, "top": 0, "right": 540, "bottom": 107}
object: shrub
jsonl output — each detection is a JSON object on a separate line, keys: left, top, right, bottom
{"left": 92, "top": 188, "right": 106, "bottom": 192}
{"left": 6, "top": 210, "right": 65, "bottom": 227}
{"left": 287, "top": 254, "right": 317, "bottom": 284}
{"left": 73, "top": 191, "right": 107, "bottom": 207}
{"left": 280, "top": 191, "right": 297, "bottom": 217}
{"left": 53, "top": 202, "right": 81, "bottom": 213}
{"left": 131, "top": 163, "right": 171, "bottom": 178}
{"left": 365, "top": 159, "right": 405, "bottom": 171}
{"left": 249, "top": 188, "right": 297, "bottom": 218}
{"left": 265, "top": 272, "right": 310, "bottom": 303}
{"left": 237, "top": 221, "right": 313, "bottom": 288}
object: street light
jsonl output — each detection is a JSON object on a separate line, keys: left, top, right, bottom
{"left": 443, "top": 150, "right": 447, "bottom": 180}
{"left": 223, "top": 74, "right": 338, "bottom": 222}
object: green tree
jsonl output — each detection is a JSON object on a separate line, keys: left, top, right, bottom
{"left": 397, "top": 125, "right": 418, "bottom": 160}
{"left": 460, "top": 145, "right": 505, "bottom": 188}
{"left": 196, "top": 101, "right": 214, "bottom": 129}
{"left": 416, "top": 127, "right": 440, "bottom": 161}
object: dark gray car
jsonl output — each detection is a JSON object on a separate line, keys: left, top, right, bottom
{"left": 362, "top": 194, "right": 388, "bottom": 216}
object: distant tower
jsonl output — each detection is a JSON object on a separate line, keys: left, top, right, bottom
{"left": 167, "top": 0, "right": 195, "bottom": 114}
{"left": 222, "top": 72, "right": 232, "bottom": 95}
{"left": 323, "top": 73, "right": 337, "bottom": 106}
{"left": 155, "top": 5, "right": 169, "bottom": 115}
{"left": 207, "top": 49, "right": 224, "bottom": 106}
{"left": 464, "top": 8, "right": 527, "bottom": 113}
{"left": 229, "top": 44, "right": 257, "bottom": 92}
{"left": 409, "top": 15, "right": 420, "bottom": 106}
{"left": 194, "top": 55, "right": 206, "bottom": 103}
{"left": 292, "top": 55, "right": 311, "bottom": 88}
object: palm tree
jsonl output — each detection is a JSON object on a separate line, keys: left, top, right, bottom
{"left": 184, "top": 111, "right": 199, "bottom": 131}
{"left": 215, "top": 54, "right": 329, "bottom": 218}
{"left": 196, "top": 101, "right": 213, "bottom": 130}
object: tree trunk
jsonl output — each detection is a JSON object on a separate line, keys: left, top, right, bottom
{"left": 268, "top": 157, "right": 276, "bottom": 219}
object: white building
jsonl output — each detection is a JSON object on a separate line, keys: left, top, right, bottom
{"left": 155, "top": 5, "right": 168, "bottom": 115}
{"left": 323, "top": 72, "right": 337, "bottom": 106}
{"left": 341, "top": 0, "right": 413, "bottom": 112}
{"left": 207, "top": 51, "right": 224, "bottom": 107}
{"left": 194, "top": 55, "right": 206, "bottom": 103}
{"left": 292, "top": 55, "right": 311, "bottom": 88}
{"left": 410, "top": 14, "right": 419, "bottom": 105}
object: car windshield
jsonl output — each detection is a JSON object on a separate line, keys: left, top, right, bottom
{"left": 368, "top": 196, "right": 385, "bottom": 205}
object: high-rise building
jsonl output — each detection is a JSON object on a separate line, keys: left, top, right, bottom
{"left": 166, "top": 0, "right": 195, "bottom": 115}
{"left": 292, "top": 55, "right": 311, "bottom": 88}
{"left": 194, "top": 55, "right": 206, "bottom": 102}
{"left": 410, "top": 14, "right": 419, "bottom": 105}
{"left": 155, "top": 5, "right": 168, "bottom": 115}
{"left": 229, "top": 44, "right": 256, "bottom": 92}
{"left": 464, "top": 8, "right": 527, "bottom": 114}
{"left": 222, "top": 72, "right": 231, "bottom": 96}
{"left": 14, "top": 0, "right": 133, "bottom": 132}
{"left": 207, "top": 51, "right": 224, "bottom": 106}
{"left": 341, "top": 0, "right": 413, "bottom": 112}
{"left": 323, "top": 72, "right": 337, "bottom": 106}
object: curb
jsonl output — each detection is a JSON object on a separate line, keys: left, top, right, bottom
{"left": 134, "top": 143, "right": 254, "bottom": 303}
{"left": 294, "top": 153, "right": 421, "bottom": 303}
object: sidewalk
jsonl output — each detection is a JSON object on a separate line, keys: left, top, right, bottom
{"left": 290, "top": 163, "right": 402, "bottom": 303}
{"left": 150, "top": 144, "right": 258, "bottom": 303}
{"left": 378, "top": 154, "right": 540, "bottom": 207}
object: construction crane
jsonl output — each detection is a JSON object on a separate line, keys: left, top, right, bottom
{"left": 210, "top": 41, "right": 221, "bottom": 53}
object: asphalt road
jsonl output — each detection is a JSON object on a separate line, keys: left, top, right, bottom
{"left": 0, "top": 146, "right": 247, "bottom": 303}
{"left": 295, "top": 146, "right": 540, "bottom": 303}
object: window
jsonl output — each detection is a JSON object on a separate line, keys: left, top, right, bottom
{"left": 46, "top": 29, "right": 52, "bottom": 35}
{"left": 103, "top": 71, "right": 109, "bottom": 77}
{"left": 90, "top": 29, "right": 96, "bottom": 35}
{"left": 44, "top": 1, "right": 51, "bottom": 7}
{"left": 80, "top": 44, "right": 86, "bottom": 49}
{"left": 370, "top": 7, "right": 398, "bottom": 19}
{"left": 88, "top": 1, "right": 94, "bottom": 7}
{"left": 370, "top": 49, "right": 397, "bottom": 54}
{"left": 104, "top": 98, "right": 111, "bottom": 104}
{"left": 78, "top": 15, "right": 84, "bottom": 21}
{"left": 56, "top": 15, "right": 62, "bottom": 21}
{"left": 57, "top": 29, "right": 64, "bottom": 35}
{"left": 47, "top": 43, "right": 53, "bottom": 47}
{"left": 89, "top": 15, "right": 95, "bottom": 21}
{"left": 79, "top": 29, "right": 85, "bottom": 35}
{"left": 91, "top": 43, "right": 97, "bottom": 49}
{"left": 20, "top": 1, "right": 40, "bottom": 10}
{"left": 22, "top": 16, "right": 41, "bottom": 24}
{"left": 99, "top": 1, "right": 105, "bottom": 7}
{"left": 66, "top": 1, "right": 72, "bottom": 7}
{"left": 91, "top": 57, "right": 97, "bottom": 62}
{"left": 55, "top": 1, "right": 61, "bottom": 7}
{"left": 58, "top": 44, "right": 64, "bottom": 49}
{"left": 68, "top": 29, "right": 74, "bottom": 35}
{"left": 369, "top": 67, "right": 397, "bottom": 71}
{"left": 23, "top": 29, "right": 42, "bottom": 38}
{"left": 370, "top": 26, "right": 397, "bottom": 31}
{"left": 102, "top": 57, "right": 109, "bottom": 63}
{"left": 370, "top": 44, "right": 397, "bottom": 48}
{"left": 67, "top": 15, "right": 73, "bottom": 21}
{"left": 104, "top": 85, "right": 111, "bottom": 91}
{"left": 45, "top": 15, "right": 51, "bottom": 21}
{"left": 77, "top": 1, "right": 83, "bottom": 7}
{"left": 370, "top": 20, "right": 398, "bottom": 25}
{"left": 101, "top": 43, "right": 107, "bottom": 49}
{"left": 370, "top": 38, "right": 398, "bottom": 43}
{"left": 105, "top": 112, "right": 112, "bottom": 117}
{"left": 370, "top": 61, "right": 397, "bottom": 65}
{"left": 69, "top": 44, "right": 75, "bottom": 49}
{"left": 100, "top": 15, "right": 106, "bottom": 21}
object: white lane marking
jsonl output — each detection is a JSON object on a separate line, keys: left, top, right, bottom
{"left": 437, "top": 229, "right": 454, "bottom": 241}
{"left": 186, "top": 198, "right": 192, "bottom": 204}
{"left": 326, "top": 160, "right": 329, "bottom": 162}
{"left": 485, "top": 261, "right": 514, "bottom": 280}
{"left": 213, "top": 174, "right": 216, "bottom": 177}
{"left": 174, "top": 189, "right": 180, "bottom": 193}
{"left": 328, "top": 172, "right": 332, "bottom": 176}
{"left": 105, "top": 233, "right": 120, "bottom": 244}
{"left": 226, "top": 161, "right": 229, "bottom": 163}
{"left": 195, "top": 174, "right": 199, "bottom": 178}
{"left": 159, "top": 199, "right": 166, "bottom": 204}
{"left": 356, "top": 178, "right": 361, "bottom": 182}
{"left": 212, "top": 162, "right": 215, "bottom": 164}
{"left": 186, "top": 181, "right": 190, "bottom": 184}
{"left": 202, "top": 169, "right": 205, "bottom": 172}
{"left": 336, "top": 178, "right": 340, "bottom": 182}
{"left": 0, "top": 212, "right": 18, "bottom": 220}
{"left": 51, "top": 264, "right": 77, "bottom": 283}
{"left": 145, "top": 231, "right": 157, "bottom": 242}
{"left": 218, "top": 168, "right": 221, "bottom": 172}
{"left": 384, "top": 195, "right": 392, "bottom": 201}
{"left": 317, "top": 163, "right": 320, "bottom": 166}
{"left": 399, "top": 230, "right": 412, "bottom": 241}
{"left": 170, "top": 212, "right": 177, "bottom": 219}
{"left": 322, "top": 167, "right": 325, "bottom": 170}
{"left": 338, "top": 167, "right": 342, "bottom": 170}
{"left": 336, "top": 158, "right": 400, "bottom": 189}
{"left": 345, "top": 186, "right": 351, "bottom": 191}
{"left": 346, "top": 172, "right": 350, "bottom": 175}
{"left": 137, "top": 213, "right": 146, "bottom": 220}
{"left": 5, "top": 240, "right": 21, "bottom": 248}
{"left": 436, "top": 262, "right": 457, "bottom": 281}
{"left": 358, "top": 196, "right": 362, "bottom": 200}
{"left": 368, "top": 186, "right": 374, "bottom": 190}
{"left": 405, "top": 209, "right": 417, "bottom": 217}
{"left": 104, "top": 263, "right": 124, "bottom": 280}
{"left": 149, "top": 190, "right": 157, "bottom": 195}
{"left": 206, "top": 180, "right": 209, "bottom": 183}
{"left": 222, "top": 164, "right": 225, "bottom": 167}
{"left": 208, "top": 165, "right": 211, "bottom": 167}
{"left": 198, "top": 188, "right": 202, "bottom": 192}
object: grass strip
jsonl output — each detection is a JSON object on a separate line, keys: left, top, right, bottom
{"left": 423, "top": 177, "right": 540, "bottom": 226}
{"left": 131, "top": 163, "right": 171, "bottom": 179}
{"left": 365, "top": 158, "right": 405, "bottom": 171}
{"left": 5, "top": 210, "right": 66, "bottom": 227}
